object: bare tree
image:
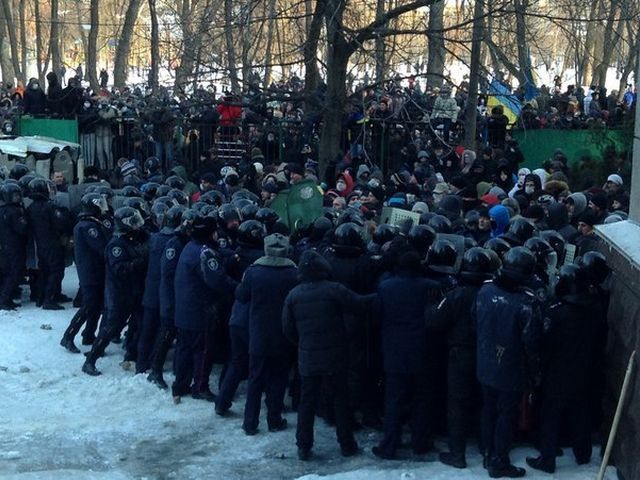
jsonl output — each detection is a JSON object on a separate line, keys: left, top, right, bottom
{"left": 148, "top": 0, "right": 160, "bottom": 91}
{"left": 426, "top": 0, "right": 445, "bottom": 87}
{"left": 50, "top": 0, "right": 62, "bottom": 77}
{"left": 0, "top": 0, "right": 23, "bottom": 82}
{"left": 224, "top": 0, "right": 241, "bottom": 92}
{"left": 113, "top": 0, "right": 144, "bottom": 88}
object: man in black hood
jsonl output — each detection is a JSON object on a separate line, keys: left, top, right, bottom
{"left": 283, "top": 250, "right": 374, "bottom": 461}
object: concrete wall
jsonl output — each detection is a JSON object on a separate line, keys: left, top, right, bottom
{"left": 597, "top": 221, "right": 640, "bottom": 480}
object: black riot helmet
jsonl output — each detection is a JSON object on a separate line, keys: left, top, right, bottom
{"left": 524, "top": 237, "right": 558, "bottom": 274}
{"left": 81, "top": 192, "right": 108, "bottom": 216}
{"left": 311, "top": 216, "right": 333, "bottom": 241}
{"left": 114, "top": 206, "right": 145, "bottom": 233}
{"left": 150, "top": 202, "right": 169, "bottom": 229}
{"left": 407, "top": 225, "right": 436, "bottom": 256}
{"left": 427, "top": 239, "right": 457, "bottom": 274}
{"left": 578, "top": 251, "right": 610, "bottom": 286}
{"left": 502, "top": 217, "right": 535, "bottom": 247}
{"left": 219, "top": 204, "right": 241, "bottom": 224}
{"left": 200, "top": 190, "right": 224, "bottom": 206}
{"left": 484, "top": 237, "right": 511, "bottom": 259}
{"left": 161, "top": 205, "right": 185, "bottom": 233}
{"left": 18, "top": 174, "right": 36, "bottom": 193}
{"left": 461, "top": 247, "right": 493, "bottom": 280}
{"left": 539, "top": 230, "right": 566, "bottom": 263}
{"left": 154, "top": 195, "right": 175, "bottom": 209}
{"left": 464, "top": 237, "right": 478, "bottom": 250}
{"left": 191, "top": 215, "right": 219, "bottom": 242}
{"left": 373, "top": 224, "right": 399, "bottom": 246}
{"left": 9, "top": 163, "right": 29, "bottom": 180}
{"left": 555, "top": 264, "right": 591, "bottom": 302}
{"left": 255, "top": 208, "right": 279, "bottom": 229}
{"left": 498, "top": 246, "right": 536, "bottom": 284}
{"left": 165, "top": 175, "right": 186, "bottom": 190}
{"left": 140, "top": 182, "right": 161, "bottom": 202}
{"left": 121, "top": 185, "right": 141, "bottom": 198}
{"left": 1, "top": 182, "right": 23, "bottom": 205}
{"left": 167, "top": 188, "right": 189, "bottom": 206}
{"left": 95, "top": 185, "right": 115, "bottom": 203}
{"left": 240, "top": 203, "right": 259, "bottom": 221}
{"left": 332, "top": 222, "right": 366, "bottom": 252}
{"left": 237, "top": 219, "right": 267, "bottom": 248}
{"left": 155, "top": 184, "right": 172, "bottom": 198}
{"left": 124, "top": 196, "right": 150, "bottom": 219}
{"left": 176, "top": 208, "right": 198, "bottom": 235}
{"left": 336, "top": 207, "right": 365, "bottom": 227}
{"left": 28, "top": 178, "right": 50, "bottom": 198}
{"left": 428, "top": 214, "right": 452, "bottom": 234}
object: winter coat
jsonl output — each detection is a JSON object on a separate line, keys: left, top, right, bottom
{"left": 141, "top": 231, "right": 173, "bottom": 310}
{"left": 545, "top": 202, "right": 578, "bottom": 243}
{"left": 73, "top": 215, "right": 109, "bottom": 287}
{"left": 377, "top": 272, "right": 441, "bottom": 373}
{"left": 236, "top": 256, "right": 298, "bottom": 357}
{"left": 429, "top": 277, "right": 484, "bottom": 350}
{"left": 104, "top": 232, "right": 147, "bottom": 312}
{"left": 282, "top": 251, "right": 373, "bottom": 376}
{"left": 26, "top": 196, "right": 72, "bottom": 267}
{"left": 541, "top": 295, "right": 601, "bottom": 398}
{"left": 174, "top": 239, "right": 237, "bottom": 331}
{"left": 474, "top": 279, "right": 541, "bottom": 392}
{"left": 159, "top": 234, "right": 187, "bottom": 321}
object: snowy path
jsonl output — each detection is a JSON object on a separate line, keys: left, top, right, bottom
{"left": 1, "top": 268, "right": 615, "bottom": 479}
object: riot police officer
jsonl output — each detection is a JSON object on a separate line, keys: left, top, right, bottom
{"left": 136, "top": 204, "right": 183, "bottom": 373}
{"left": 172, "top": 215, "right": 237, "bottom": 402}
{"left": 60, "top": 193, "right": 110, "bottom": 352}
{"left": 26, "top": 178, "right": 72, "bottom": 310}
{"left": 433, "top": 247, "right": 494, "bottom": 469}
{"left": 474, "top": 247, "right": 542, "bottom": 478}
{"left": 82, "top": 207, "right": 148, "bottom": 376}
{"left": 0, "top": 183, "right": 28, "bottom": 310}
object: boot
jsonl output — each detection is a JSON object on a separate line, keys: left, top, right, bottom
{"left": 439, "top": 451, "right": 467, "bottom": 469}
{"left": 55, "top": 294, "right": 73, "bottom": 303}
{"left": 526, "top": 456, "right": 555, "bottom": 473}
{"left": 192, "top": 389, "right": 216, "bottom": 402}
{"left": 488, "top": 462, "right": 526, "bottom": 478}
{"left": 82, "top": 361, "right": 101, "bottom": 376}
{"left": 147, "top": 371, "right": 168, "bottom": 390}
{"left": 297, "top": 448, "right": 312, "bottom": 461}
{"left": 60, "top": 336, "right": 81, "bottom": 354}
{"left": 43, "top": 303, "right": 64, "bottom": 311}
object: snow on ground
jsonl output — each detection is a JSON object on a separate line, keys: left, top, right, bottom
{"left": 1, "top": 268, "right": 617, "bottom": 479}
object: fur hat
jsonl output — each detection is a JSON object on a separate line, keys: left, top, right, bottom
{"left": 264, "top": 233, "right": 290, "bottom": 258}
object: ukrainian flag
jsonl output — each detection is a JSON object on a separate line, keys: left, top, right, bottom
{"left": 487, "top": 80, "right": 522, "bottom": 125}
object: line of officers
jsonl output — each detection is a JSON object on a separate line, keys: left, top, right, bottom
{"left": 0, "top": 172, "right": 611, "bottom": 478}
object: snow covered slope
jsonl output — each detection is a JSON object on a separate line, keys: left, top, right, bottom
{"left": 0, "top": 268, "right": 616, "bottom": 479}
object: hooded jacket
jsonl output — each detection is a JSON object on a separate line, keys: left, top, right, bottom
{"left": 489, "top": 204, "right": 510, "bottom": 238}
{"left": 545, "top": 202, "right": 578, "bottom": 242}
{"left": 282, "top": 250, "right": 373, "bottom": 376}
{"left": 567, "top": 192, "right": 588, "bottom": 222}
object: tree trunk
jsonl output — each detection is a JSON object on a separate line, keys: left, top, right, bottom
{"left": 303, "top": 0, "right": 325, "bottom": 116}
{"left": 34, "top": 0, "right": 44, "bottom": 84}
{"left": 18, "top": 0, "right": 26, "bottom": 83}
{"left": 87, "top": 0, "right": 100, "bottom": 91}
{"left": 0, "top": 26, "right": 15, "bottom": 83}
{"left": 113, "top": 0, "right": 144, "bottom": 88}
{"left": 262, "top": 0, "right": 277, "bottom": 89}
{"left": 579, "top": 0, "right": 600, "bottom": 87}
{"left": 50, "top": 0, "right": 62, "bottom": 76}
{"left": 148, "top": 0, "right": 160, "bottom": 91}
{"left": 426, "top": 0, "right": 445, "bottom": 87}
{"left": 514, "top": 0, "right": 533, "bottom": 87}
{"left": 374, "top": 0, "right": 386, "bottom": 83}
{"left": 318, "top": 0, "right": 350, "bottom": 175}
{"left": 592, "top": 0, "right": 619, "bottom": 87}
{"left": 224, "top": 0, "right": 240, "bottom": 93}
{"left": 0, "top": 0, "right": 22, "bottom": 82}
{"left": 464, "top": 0, "right": 484, "bottom": 148}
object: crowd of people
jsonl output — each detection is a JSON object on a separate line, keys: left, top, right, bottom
{"left": 0, "top": 69, "right": 631, "bottom": 478}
